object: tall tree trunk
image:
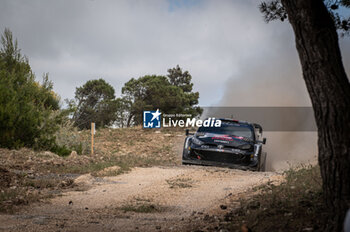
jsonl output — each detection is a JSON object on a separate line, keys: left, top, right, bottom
{"left": 281, "top": 0, "right": 350, "bottom": 230}
{"left": 126, "top": 113, "right": 133, "bottom": 127}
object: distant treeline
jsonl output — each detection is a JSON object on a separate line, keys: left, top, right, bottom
{"left": 0, "top": 29, "right": 202, "bottom": 153}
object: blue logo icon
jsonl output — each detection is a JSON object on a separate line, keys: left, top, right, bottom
{"left": 143, "top": 109, "right": 161, "bottom": 128}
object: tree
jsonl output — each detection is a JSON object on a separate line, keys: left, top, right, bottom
{"left": 260, "top": 1, "right": 350, "bottom": 230}
{"left": 0, "top": 28, "right": 61, "bottom": 150}
{"left": 113, "top": 97, "right": 132, "bottom": 128}
{"left": 167, "top": 65, "right": 202, "bottom": 116}
{"left": 71, "top": 79, "right": 117, "bottom": 130}
{"left": 120, "top": 66, "right": 202, "bottom": 126}
{"left": 260, "top": 0, "right": 350, "bottom": 36}
{"left": 167, "top": 64, "right": 193, "bottom": 92}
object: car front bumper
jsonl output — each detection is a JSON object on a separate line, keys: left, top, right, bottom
{"left": 183, "top": 147, "right": 258, "bottom": 170}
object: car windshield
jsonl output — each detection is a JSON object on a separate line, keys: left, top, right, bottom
{"left": 197, "top": 122, "right": 254, "bottom": 139}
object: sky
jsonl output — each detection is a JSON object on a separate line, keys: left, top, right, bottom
{"left": 1, "top": 0, "right": 349, "bottom": 107}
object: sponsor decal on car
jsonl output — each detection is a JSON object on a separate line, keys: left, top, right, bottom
{"left": 212, "top": 135, "right": 234, "bottom": 141}
{"left": 214, "top": 140, "right": 229, "bottom": 144}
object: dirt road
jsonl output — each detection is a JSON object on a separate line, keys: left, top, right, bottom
{"left": 0, "top": 164, "right": 282, "bottom": 232}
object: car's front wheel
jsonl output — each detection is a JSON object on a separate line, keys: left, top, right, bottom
{"left": 258, "top": 152, "right": 267, "bottom": 172}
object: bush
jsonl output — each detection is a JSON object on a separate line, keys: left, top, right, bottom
{"left": 0, "top": 29, "right": 61, "bottom": 150}
{"left": 53, "top": 119, "right": 89, "bottom": 156}
{"left": 50, "top": 145, "right": 72, "bottom": 157}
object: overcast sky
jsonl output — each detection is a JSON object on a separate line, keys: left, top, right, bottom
{"left": 1, "top": 0, "right": 349, "bottom": 106}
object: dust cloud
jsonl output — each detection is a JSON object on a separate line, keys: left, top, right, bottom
{"left": 217, "top": 34, "right": 319, "bottom": 171}
{"left": 208, "top": 21, "right": 350, "bottom": 171}
{"left": 263, "top": 132, "right": 317, "bottom": 171}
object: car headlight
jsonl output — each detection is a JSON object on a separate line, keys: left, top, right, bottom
{"left": 239, "top": 144, "right": 252, "bottom": 150}
{"left": 191, "top": 137, "right": 204, "bottom": 145}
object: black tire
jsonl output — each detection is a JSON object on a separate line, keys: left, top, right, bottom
{"left": 182, "top": 149, "right": 191, "bottom": 165}
{"left": 182, "top": 138, "right": 190, "bottom": 165}
{"left": 258, "top": 152, "right": 267, "bottom": 172}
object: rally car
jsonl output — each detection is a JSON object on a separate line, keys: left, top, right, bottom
{"left": 182, "top": 118, "right": 267, "bottom": 171}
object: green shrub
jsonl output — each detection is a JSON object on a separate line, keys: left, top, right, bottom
{"left": 54, "top": 119, "right": 89, "bottom": 155}
{"left": 50, "top": 145, "right": 72, "bottom": 157}
{"left": 0, "top": 29, "right": 60, "bottom": 150}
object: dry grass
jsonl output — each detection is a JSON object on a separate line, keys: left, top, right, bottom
{"left": 82, "top": 126, "right": 184, "bottom": 160}
{"left": 166, "top": 177, "right": 194, "bottom": 189}
{"left": 119, "top": 198, "right": 162, "bottom": 213}
{"left": 221, "top": 165, "right": 329, "bottom": 232}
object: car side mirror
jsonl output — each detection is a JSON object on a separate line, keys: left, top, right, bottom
{"left": 185, "top": 129, "right": 194, "bottom": 136}
{"left": 254, "top": 124, "right": 263, "bottom": 134}
{"left": 262, "top": 138, "right": 266, "bottom": 144}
